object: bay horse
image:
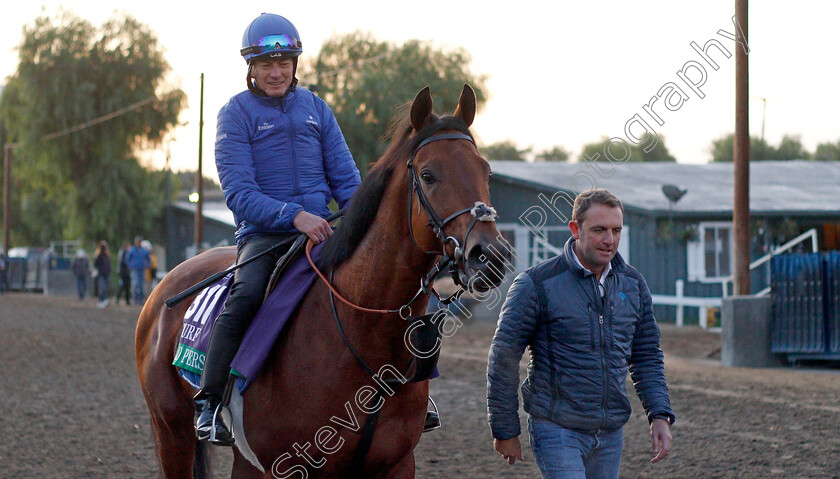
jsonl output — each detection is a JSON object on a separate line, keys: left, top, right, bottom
{"left": 135, "top": 84, "right": 511, "bottom": 478}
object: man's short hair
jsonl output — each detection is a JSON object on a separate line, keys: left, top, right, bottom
{"left": 572, "top": 188, "right": 624, "bottom": 224}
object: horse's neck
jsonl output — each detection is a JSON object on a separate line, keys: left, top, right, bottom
{"left": 329, "top": 186, "right": 436, "bottom": 359}
{"left": 334, "top": 212, "right": 434, "bottom": 313}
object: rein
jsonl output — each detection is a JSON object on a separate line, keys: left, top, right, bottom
{"left": 303, "top": 125, "right": 498, "bottom": 319}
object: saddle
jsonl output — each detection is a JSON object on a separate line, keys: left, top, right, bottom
{"left": 264, "top": 233, "right": 309, "bottom": 302}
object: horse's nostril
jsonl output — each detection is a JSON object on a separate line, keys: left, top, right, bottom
{"left": 467, "top": 244, "right": 507, "bottom": 286}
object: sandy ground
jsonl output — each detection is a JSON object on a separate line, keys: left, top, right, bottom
{"left": 1, "top": 292, "right": 839, "bottom": 478}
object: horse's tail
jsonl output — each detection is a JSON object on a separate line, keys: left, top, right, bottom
{"left": 193, "top": 440, "right": 212, "bottom": 479}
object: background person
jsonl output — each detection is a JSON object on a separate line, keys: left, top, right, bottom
{"left": 192, "top": 12, "right": 361, "bottom": 446}
{"left": 126, "top": 236, "right": 150, "bottom": 305}
{"left": 0, "top": 247, "right": 6, "bottom": 293}
{"left": 94, "top": 241, "right": 111, "bottom": 308}
{"left": 71, "top": 249, "right": 90, "bottom": 301}
{"left": 141, "top": 240, "right": 159, "bottom": 290}
{"left": 487, "top": 188, "right": 674, "bottom": 479}
{"left": 115, "top": 242, "right": 132, "bottom": 305}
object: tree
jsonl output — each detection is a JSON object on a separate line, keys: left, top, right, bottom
{"left": 710, "top": 133, "right": 810, "bottom": 162}
{"left": 814, "top": 140, "right": 840, "bottom": 161}
{"left": 534, "top": 146, "right": 570, "bottom": 162}
{"left": 482, "top": 140, "right": 530, "bottom": 162}
{"left": 0, "top": 11, "right": 185, "bottom": 246}
{"left": 638, "top": 133, "right": 677, "bottom": 162}
{"left": 300, "top": 32, "right": 488, "bottom": 176}
{"left": 772, "top": 134, "right": 810, "bottom": 161}
{"left": 577, "top": 135, "right": 676, "bottom": 163}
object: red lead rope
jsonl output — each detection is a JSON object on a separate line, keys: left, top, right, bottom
{"left": 305, "top": 239, "right": 395, "bottom": 315}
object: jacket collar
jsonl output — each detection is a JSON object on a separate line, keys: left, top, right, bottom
{"left": 250, "top": 86, "right": 297, "bottom": 107}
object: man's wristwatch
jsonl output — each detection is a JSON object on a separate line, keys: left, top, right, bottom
{"left": 651, "top": 414, "right": 671, "bottom": 424}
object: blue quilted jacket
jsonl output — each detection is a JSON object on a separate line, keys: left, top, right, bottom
{"left": 487, "top": 237, "right": 675, "bottom": 439}
{"left": 215, "top": 87, "right": 361, "bottom": 244}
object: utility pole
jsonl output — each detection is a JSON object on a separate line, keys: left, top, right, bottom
{"left": 760, "top": 97, "right": 767, "bottom": 142}
{"left": 733, "top": 0, "right": 750, "bottom": 295}
{"left": 194, "top": 73, "right": 205, "bottom": 252}
{"left": 3, "top": 144, "right": 11, "bottom": 255}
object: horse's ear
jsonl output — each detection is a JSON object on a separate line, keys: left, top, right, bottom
{"left": 410, "top": 86, "right": 433, "bottom": 131}
{"left": 453, "top": 84, "right": 476, "bottom": 127}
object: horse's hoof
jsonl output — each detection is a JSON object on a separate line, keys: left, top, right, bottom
{"left": 423, "top": 411, "right": 441, "bottom": 432}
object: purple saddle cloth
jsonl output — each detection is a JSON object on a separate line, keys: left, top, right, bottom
{"left": 173, "top": 243, "right": 323, "bottom": 388}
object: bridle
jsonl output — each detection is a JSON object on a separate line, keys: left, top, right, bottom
{"left": 406, "top": 130, "right": 498, "bottom": 289}
{"left": 305, "top": 121, "right": 498, "bottom": 319}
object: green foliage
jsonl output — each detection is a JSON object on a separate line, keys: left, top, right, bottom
{"left": 534, "top": 146, "right": 570, "bottom": 162}
{"left": 710, "top": 133, "right": 815, "bottom": 162}
{"left": 482, "top": 140, "right": 531, "bottom": 161}
{"left": 773, "top": 135, "right": 810, "bottom": 161}
{"left": 814, "top": 139, "right": 840, "bottom": 161}
{"left": 577, "top": 134, "right": 676, "bottom": 163}
{"left": 300, "top": 32, "right": 488, "bottom": 176}
{"left": 0, "top": 10, "right": 185, "bottom": 247}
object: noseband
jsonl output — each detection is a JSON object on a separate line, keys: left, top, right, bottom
{"left": 406, "top": 129, "right": 498, "bottom": 291}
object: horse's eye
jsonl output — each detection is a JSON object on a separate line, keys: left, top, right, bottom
{"left": 420, "top": 170, "right": 436, "bottom": 184}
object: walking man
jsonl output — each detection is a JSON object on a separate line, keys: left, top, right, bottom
{"left": 487, "top": 188, "right": 674, "bottom": 478}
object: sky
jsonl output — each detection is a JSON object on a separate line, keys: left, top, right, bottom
{"left": 2, "top": 1, "right": 839, "bottom": 181}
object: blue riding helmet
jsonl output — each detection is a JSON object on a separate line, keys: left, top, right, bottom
{"left": 240, "top": 13, "right": 302, "bottom": 63}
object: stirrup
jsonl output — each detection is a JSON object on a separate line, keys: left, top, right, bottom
{"left": 208, "top": 402, "right": 235, "bottom": 446}
{"left": 423, "top": 396, "right": 441, "bottom": 432}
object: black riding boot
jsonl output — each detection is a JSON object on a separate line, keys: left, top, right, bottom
{"left": 194, "top": 328, "right": 240, "bottom": 446}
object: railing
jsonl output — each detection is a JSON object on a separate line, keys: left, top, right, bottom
{"left": 719, "top": 228, "right": 819, "bottom": 298}
{"left": 651, "top": 279, "right": 722, "bottom": 329}
{"left": 653, "top": 229, "right": 819, "bottom": 329}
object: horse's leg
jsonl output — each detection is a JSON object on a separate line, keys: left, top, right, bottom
{"left": 375, "top": 453, "right": 416, "bottom": 479}
{"left": 149, "top": 409, "right": 203, "bottom": 478}
{"left": 231, "top": 449, "right": 265, "bottom": 479}
{"left": 138, "top": 305, "right": 205, "bottom": 478}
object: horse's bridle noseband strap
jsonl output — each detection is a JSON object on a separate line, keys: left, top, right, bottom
{"left": 406, "top": 129, "right": 498, "bottom": 290}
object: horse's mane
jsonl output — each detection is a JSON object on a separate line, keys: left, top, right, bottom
{"left": 316, "top": 107, "right": 473, "bottom": 273}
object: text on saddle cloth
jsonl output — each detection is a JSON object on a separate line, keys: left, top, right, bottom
{"left": 172, "top": 242, "right": 324, "bottom": 387}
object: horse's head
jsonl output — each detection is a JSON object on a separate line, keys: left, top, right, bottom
{"left": 406, "top": 85, "right": 511, "bottom": 293}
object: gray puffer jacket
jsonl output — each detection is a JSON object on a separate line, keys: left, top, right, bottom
{"left": 487, "top": 237, "right": 675, "bottom": 439}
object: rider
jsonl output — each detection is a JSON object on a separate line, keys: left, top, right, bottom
{"left": 194, "top": 13, "right": 361, "bottom": 445}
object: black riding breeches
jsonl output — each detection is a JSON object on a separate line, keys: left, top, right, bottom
{"left": 199, "top": 233, "right": 298, "bottom": 397}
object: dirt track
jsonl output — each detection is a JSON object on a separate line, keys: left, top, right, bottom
{"left": 2, "top": 292, "right": 839, "bottom": 478}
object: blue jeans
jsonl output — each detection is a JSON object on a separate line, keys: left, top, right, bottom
{"left": 75, "top": 275, "right": 88, "bottom": 300}
{"left": 131, "top": 269, "right": 145, "bottom": 304}
{"left": 528, "top": 417, "right": 623, "bottom": 479}
{"left": 97, "top": 275, "right": 109, "bottom": 302}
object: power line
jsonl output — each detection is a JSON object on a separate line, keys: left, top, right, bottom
{"left": 41, "top": 91, "right": 176, "bottom": 142}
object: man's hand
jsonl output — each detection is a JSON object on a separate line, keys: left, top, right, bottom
{"left": 650, "top": 418, "right": 672, "bottom": 463}
{"left": 293, "top": 211, "right": 332, "bottom": 244}
{"left": 494, "top": 437, "right": 525, "bottom": 465}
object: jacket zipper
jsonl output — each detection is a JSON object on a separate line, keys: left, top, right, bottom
{"left": 595, "top": 276, "right": 608, "bottom": 429}
{"left": 282, "top": 97, "right": 301, "bottom": 202}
